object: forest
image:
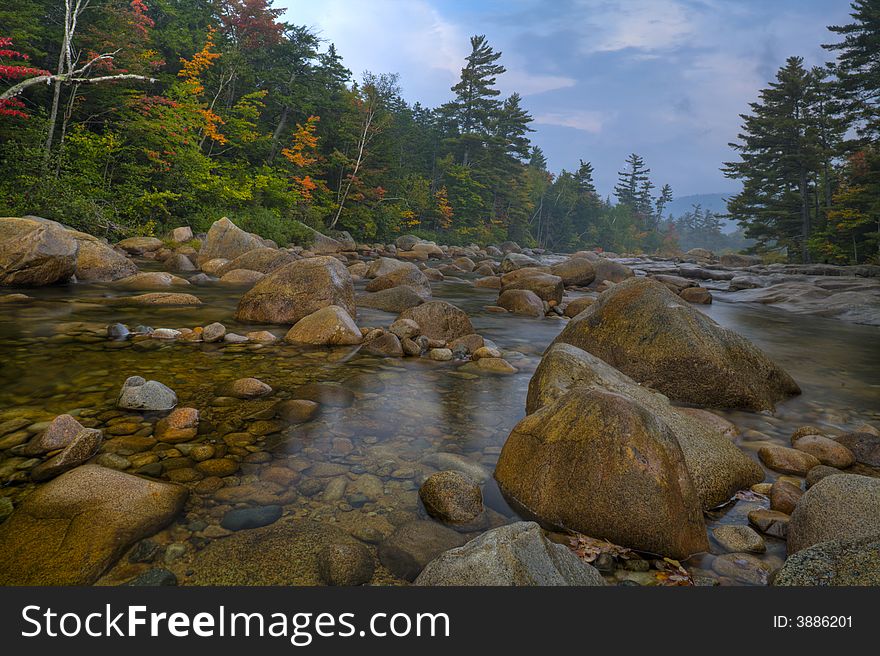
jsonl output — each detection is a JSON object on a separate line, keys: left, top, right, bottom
{"left": 0, "top": 0, "right": 878, "bottom": 262}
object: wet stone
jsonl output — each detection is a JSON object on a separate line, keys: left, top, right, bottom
{"left": 221, "top": 505, "right": 283, "bottom": 531}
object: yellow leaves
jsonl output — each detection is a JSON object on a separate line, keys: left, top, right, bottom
{"left": 281, "top": 116, "right": 320, "bottom": 167}
{"left": 178, "top": 28, "right": 220, "bottom": 96}
{"left": 199, "top": 108, "right": 227, "bottom": 145}
{"left": 434, "top": 185, "right": 453, "bottom": 229}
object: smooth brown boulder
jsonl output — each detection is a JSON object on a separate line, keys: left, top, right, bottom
{"left": 550, "top": 258, "right": 595, "bottom": 286}
{"left": 833, "top": 432, "right": 880, "bottom": 467}
{"left": 398, "top": 301, "right": 474, "bottom": 342}
{"left": 758, "top": 445, "right": 819, "bottom": 476}
{"left": 116, "top": 236, "right": 163, "bottom": 254}
{"left": 526, "top": 343, "right": 763, "bottom": 510}
{"left": 112, "top": 271, "right": 190, "bottom": 290}
{"left": 16, "top": 414, "right": 85, "bottom": 456}
{"left": 112, "top": 292, "right": 201, "bottom": 306}
{"left": 497, "top": 289, "right": 544, "bottom": 317}
{"left": 378, "top": 520, "right": 467, "bottom": 581}
{"left": 283, "top": 305, "right": 361, "bottom": 345}
{"left": 235, "top": 256, "right": 355, "bottom": 325}
{"left": 365, "top": 263, "right": 431, "bottom": 296}
{"left": 197, "top": 217, "right": 265, "bottom": 265}
{"left": 591, "top": 258, "right": 633, "bottom": 284}
{"left": 495, "top": 385, "right": 709, "bottom": 559}
{"left": 0, "top": 465, "right": 187, "bottom": 585}
{"left": 154, "top": 407, "right": 199, "bottom": 443}
{"left": 769, "top": 479, "right": 803, "bottom": 514}
{"left": 792, "top": 435, "right": 854, "bottom": 468}
{"left": 356, "top": 286, "right": 426, "bottom": 312}
{"left": 419, "top": 471, "right": 483, "bottom": 524}
{"left": 680, "top": 286, "right": 712, "bottom": 304}
{"left": 361, "top": 332, "right": 403, "bottom": 357}
{"left": 563, "top": 296, "right": 594, "bottom": 317}
{"left": 0, "top": 217, "right": 78, "bottom": 286}
{"left": 31, "top": 428, "right": 102, "bottom": 482}
{"left": 72, "top": 232, "right": 138, "bottom": 282}
{"left": 218, "top": 269, "right": 264, "bottom": 285}
{"left": 275, "top": 399, "right": 320, "bottom": 423}
{"left": 501, "top": 272, "right": 563, "bottom": 304}
{"left": 551, "top": 277, "right": 800, "bottom": 410}
{"left": 788, "top": 474, "right": 880, "bottom": 553}
{"left": 215, "top": 247, "right": 295, "bottom": 275}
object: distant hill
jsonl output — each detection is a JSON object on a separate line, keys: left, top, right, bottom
{"left": 665, "top": 193, "right": 740, "bottom": 233}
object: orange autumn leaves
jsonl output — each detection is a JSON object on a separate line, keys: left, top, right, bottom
{"left": 282, "top": 115, "right": 322, "bottom": 201}
{"left": 178, "top": 29, "right": 226, "bottom": 145}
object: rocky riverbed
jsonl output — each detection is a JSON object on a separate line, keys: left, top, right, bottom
{"left": 0, "top": 215, "right": 878, "bottom": 587}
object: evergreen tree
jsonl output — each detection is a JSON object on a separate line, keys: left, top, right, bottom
{"left": 614, "top": 153, "right": 651, "bottom": 208}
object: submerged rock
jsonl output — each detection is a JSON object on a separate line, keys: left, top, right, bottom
{"left": 378, "top": 520, "right": 467, "bottom": 581}
{"left": 551, "top": 277, "right": 800, "bottom": 410}
{"left": 0, "top": 465, "right": 187, "bottom": 585}
{"left": 414, "top": 522, "right": 606, "bottom": 586}
{"left": 356, "top": 286, "right": 427, "bottom": 312}
{"left": 117, "top": 376, "right": 178, "bottom": 411}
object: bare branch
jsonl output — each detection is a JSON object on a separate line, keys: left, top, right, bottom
{"left": 1, "top": 72, "right": 155, "bottom": 101}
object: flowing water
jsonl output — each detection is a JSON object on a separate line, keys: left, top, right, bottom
{"left": 1, "top": 263, "right": 878, "bottom": 585}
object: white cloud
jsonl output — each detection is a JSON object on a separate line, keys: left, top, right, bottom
{"left": 578, "top": 0, "right": 698, "bottom": 53}
{"left": 534, "top": 110, "right": 607, "bottom": 133}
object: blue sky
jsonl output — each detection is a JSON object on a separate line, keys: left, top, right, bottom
{"left": 279, "top": 0, "right": 853, "bottom": 198}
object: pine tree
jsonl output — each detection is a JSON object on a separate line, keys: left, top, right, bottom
{"left": 824, "top": 0, "right": 880, "bottom": 141}
{"left": 449, "top": 34, "right": 505, "bottom": 167}
{"left": 723, "top": 57, "right": 835, "bottom": 262}
{"left": 614, "top": 153, "right": 651, "bottom": 208}
{"left": 655, "top": 183, "right": 673, "bottom": 223}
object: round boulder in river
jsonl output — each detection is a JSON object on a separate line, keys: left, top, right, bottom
{"left": 117, "top": 376, "right": 178, "bottom": 411}
{"left": 418, "top": 471, "right": 483, "bottom": 524}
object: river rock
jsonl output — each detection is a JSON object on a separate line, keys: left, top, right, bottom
{"left": 418, "top": 471, "right": 482, "bottom": 524}
{"left": 591, "top": 258, "right": 633, "bottom": 284}
{"left": 414, "top": 522, "right": 606, "bottom": 586}
{"left": 833, "top": 431, "right": 880, "bottom": 467}
{"left": 551, "top": 277, "right": 801, "bottom": 411}
{"left": 501, "top": 272, "right": 563, "bottom": 304}
{"left": 216, "top": 247, "right": 295, "bottom": 275}
{"left": 164, "top": 252, "right": 196, "bottom": 272}
{"left": 235, "top": 256, "right": 355, "bottom": 325}
{"left": 219, "top": 268, "right": 264, "bottom": 285}
{"left": 115, "top": 292, "right": 201, "bottom": 306}
{"left": 773, "top": 535, "right": 880, "bottom": 586}
{"left": 275, "top": 399, "right": 320, "bottom": 423}
{"left": 495, "top": 385, "right": 709, "bottom": 559}
{"left": 284, "top": 305, "right": 362, "bottom": 346}
{"left": 720, "top": 253, "right": 762, "bottom": 267}
{"left": 0, "top": 465, "right": 187, "bottom": 585}
{"left": 500, "top": 252, "right": 541, "bottom": 273}
{"left": 395, "top": 235, "right": 421, "bottom": 251}
{"left": 378, "top": 520, "right": 468, "bottom": 581}
{"left": 398, "top": 301, "right": 474, "bottom": 342}
{"left": 202, "top": 322, "right": 226, "bottom": 343}
{"left": 527, "top": 343, "right": 763, "bottom": 509}
{"left": 117, "top": 376, "right": 178, "bottom": 411}
{"left": 16, "top": 414, "right": 85, "bottom": 456}
{"left": 365, "top": 264, "right": 431, "bottom": 296}
{"left": 361, "top": 332, "right": 403, "bottom": 357}
{"left": 769, "top": 479, "right": 803, "bottom": 514}
{"left": 792, "top": 435, "right": 854, "bottom": 468}
{"left": 295, "top": 383, "right": 354, "bottom": 407}
{"left": 0, "top": 217, "right": 78, "bottom": 285}
{"left": 169, "top": 226, "right": 193, "bottom": 243}
{"left": 356, "top": 286, "right": 426, "bottom": 312}
{"left": 224, "top": 377, "right": 272, "bottom": 399}
{"left": 188, "top": 519, "right": 373, "bottom": 585}
{"left": 112, "top": 271, "right": 190, "bottom": 290}
{"left": 758, "top": 445, "right": 820, "bottom": 475}
{"left": 197, "top": 217, "right": 265, "bottom": 265}
{"left": 318, "top": 542, "right": 375, "bottom": 586}
{"left": 221, "top": 505, "right": 283, "bottom": 531}
{"left": 550, "top": 258, "right": 595, "bottom": 286}
{"left": 73, "top": 233, "right": 138, "bottom": 282}
{"left": 116, "top": 236, "right": 163, "bottom": 255}
{"left": 712, "top": 525, "right": 766, "bottom": 553}
{"left": 31, "top": 428, "right": 102, "bottom": 482}
{"left": 788, "top": 474, "right": 880, "bottom": 553}
{"left": 563, "top": 296, "right": 595, "bottom": 317}
{"left": 748, "top": 509, "right": 790, "bottom": 539}
{"left": 154, "top": 407, "right": 199, "bottom": 443}
{"left": 680, "top": 286, "right": 712, "bottom": 304}
{"left": 497, "top": 289, "right": 544, "bottom": 317}
{"left": 806, "top": 465, "right": 843, "bottom": 488}
{"left": 200, "top": 258, "right": 229, "bottom": 275}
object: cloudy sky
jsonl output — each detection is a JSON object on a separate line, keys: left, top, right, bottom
{"left": 279, "top": 0, "right": 853, "bottom": 198}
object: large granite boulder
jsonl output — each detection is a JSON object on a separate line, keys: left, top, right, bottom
{"left": 495, "top": 384, "right": 710, "bottom": 559}
{"left": 0, "top": 217, "right": 78, "bottom": 286}
{"left": 414, "top": 522, "right": 606, "bottom": 586}
{"left": 398, "top": 301, "right": 474, "bottom": 342}
{"left": 0, "top": 465, "right": 187, "bottom": 585}
{"left": 365, "top": 264, "right": 431, "bottom": 296}
{"left": 356, "top": 287, "right": 426, "bottom": 312}
{"left": 527, "top": 343, "right": 763, "bottom": 510}
{"left": 773, "top": 535, "right": 880, "bottom": 586}
{"left": 215, "top": 247, "right": 296, "bottom": 275}
{"left": 787, "top": 474, "right": 880, "bottom": 553}
{"left": 500, "top": 272, "right": 563, "bottom": 304}
{"left": 235, "top": 256, "right": 355, "bottom": 324}
{"left": 550, "top": 258, "right": 596, "bottom": 286}
{"left": 71, "top": 231, "right": 138, "bottom": 282}
{"left": 283, "top": 305, "right": 362, "bottom": 346}
{"left": 591, "top": 258, "right": 634, "bottom": 284}
{"left": 197, "top": 217, "right": 266, "bottom": 265}
{"left": 551, "top": 277, "right": 800, "bottom": 410}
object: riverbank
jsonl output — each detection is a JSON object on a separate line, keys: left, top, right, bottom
{"left": 1, "top": 216, "right": 878, "bottom": 587}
